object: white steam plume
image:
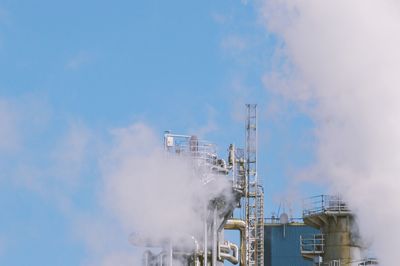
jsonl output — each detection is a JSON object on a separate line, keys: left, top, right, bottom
{"left": 100, "top": 123, "right": 233, "bottom": 249}
{"left": 260, "top": 1, "right": 400, "bottom": 264}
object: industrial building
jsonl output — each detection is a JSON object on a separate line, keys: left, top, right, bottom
{"left": 264, "top": 218, "right": 318, "bottom": 266}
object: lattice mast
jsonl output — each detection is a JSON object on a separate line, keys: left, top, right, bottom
{"left": 245, "top": 104, "right": 264, "bottom": 266}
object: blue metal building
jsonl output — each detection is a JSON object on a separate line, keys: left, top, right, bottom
{"left": 264, "top": 220, "right": 319, "bottom": 266}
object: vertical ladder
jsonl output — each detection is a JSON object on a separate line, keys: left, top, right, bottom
{"left": 245, "top": 104, "right": 264, "bottom": 266}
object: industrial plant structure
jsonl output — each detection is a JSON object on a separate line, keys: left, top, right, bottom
{"left": 131, "top": 104, "right": 264, "bottom": 266}
{"left": 130, "top": 105, "right": 378, "bottom": 266}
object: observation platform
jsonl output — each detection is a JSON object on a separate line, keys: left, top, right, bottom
{"left": 302, "top": 195, "right": 351, "bottom": 229}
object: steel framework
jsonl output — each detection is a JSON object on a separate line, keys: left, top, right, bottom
{"left": 244, "top": 104, "right": 264, "bottom": 266}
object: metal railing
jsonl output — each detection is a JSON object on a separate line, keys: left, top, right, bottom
{"left": 165, "top": 134, "right": 218, "bottom": 163}
{"left": 327, "top": 260, "right": 340, "bottom": 266}
{"left": 303, "top": 195, "right": 350, "bottom": 217}
{"left": 321, "top": 258, "right": 379, "bottom": 266}
{"left": 264, "top": 217, "right": 304, "bottom": 224}
{"left": 300, "top": 234, "right": 325, "bottom": 255}
{"left": 164, "top": 133, "right": 231, "bottom": 184}
{"left": 357, "top": 258, "right": 379, "bottom": 265}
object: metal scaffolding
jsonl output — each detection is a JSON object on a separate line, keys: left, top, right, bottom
{"left": 245, "top": 104, "right": 264, "bottom": 266}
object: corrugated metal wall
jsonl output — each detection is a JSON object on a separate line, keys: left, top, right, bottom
{"left": 264, "top": 224, "right": 318, "bottom": 266}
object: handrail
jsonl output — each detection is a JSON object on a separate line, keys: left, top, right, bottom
{"left": 354, "top": 258, "right": 379, "bottom": 265}
{"left": 303, "top": 195, "right": 350, "bottom": 217}
{"left": 300, "top": 234, "right": 325, "bottom": 254}
{"left": 264, "top": 217, "right": 304, "bottom": 224}
{"left": 323, "top": 258, "right": 379, "bottom": 266}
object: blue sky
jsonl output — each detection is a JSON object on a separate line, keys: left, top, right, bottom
{"left": 0, "top": 1, "right": 321, "bottom": 265}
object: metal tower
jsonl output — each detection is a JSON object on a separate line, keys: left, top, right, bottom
{"left": 245, "top": 104, "right": 264, "bottom": 266}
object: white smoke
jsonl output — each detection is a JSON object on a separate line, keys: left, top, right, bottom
{"left": 100, "top": 123, "right": 233, "bottom": 251}
{"left": 260, "top": 1, "right": 400, "bottom": 264}
{"left": 0, "top": 94, "right": 233, "bottom": 264}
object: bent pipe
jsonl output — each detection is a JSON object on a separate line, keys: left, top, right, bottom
{"left": 224, "top": 219, "right": 246, "bottom": 266}
{"left": 219, "top": 242, "right": 239, "bottom": 265}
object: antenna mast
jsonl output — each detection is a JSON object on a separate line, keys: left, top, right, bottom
{"left": 245, "top": 104, "right": 264, "bottom": 266}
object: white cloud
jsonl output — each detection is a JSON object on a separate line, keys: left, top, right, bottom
{"left": 0, "top": 94, "right": 51, "bottom": 156}
{"left": 50, "top": 120, "right": 92, "bottom": 188}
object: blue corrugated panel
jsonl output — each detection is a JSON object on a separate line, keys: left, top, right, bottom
{"left": 264, "top": 223, "right": 319, "bottom": 266}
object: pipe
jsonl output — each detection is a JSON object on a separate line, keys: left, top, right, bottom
{"left": 158, "top": 251, "right": 167, "bottom": 266}
{"left": 142, "top": 250, "right": 151, "bottom": 266}
{"left": 191, "top": 236, "right": 200, "bottom": 266}
{"left": 212, "top": 208, "right": 217, "bottom": 266}
{"left": 204, "top": 206, "right": 208, "bottom": 266}
{"left": 219, "top": 242, "right": 239, "bottom": 265}
{"left": 228, "top": 144, "right": 236, "bottom": 184}
{"left": 224, "top": 219, "right": 246, "bottom": 266}
{"left": 169, "top": 240, "right": 173, "bottom": 266}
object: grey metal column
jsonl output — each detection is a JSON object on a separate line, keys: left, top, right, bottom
{"left": 212, "top": 208, "right": 217, "bottom": 266}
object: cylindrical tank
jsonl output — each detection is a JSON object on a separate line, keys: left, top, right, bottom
{"left": 302, "top": 195, "right": 363, "bottom": 266}
{"left": 320, "top": 215, "right": 361, "bottom": 265}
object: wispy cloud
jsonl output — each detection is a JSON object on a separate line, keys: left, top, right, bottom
{"left": 50, "top": 120, "right": 92, "bottom": 187}
{"left": 220, "top": 35, "right": 247, "bottom": 55}
{"left": 65, "top": 51, "right": 92, "bottom": 70}
{"left": 211, "top": 11, "right": 233, "bottom": 25}
{"left": 188, "top": 104, "right": 219, "bottom": 138}
{"left": 0, "top": 98, "right": 22, "bottom": 154}
{"left": 74, "top": 213, "right": 141, "bottom": 266}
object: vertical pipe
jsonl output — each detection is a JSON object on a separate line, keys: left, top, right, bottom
{"left": 143, "top": 251, "right": 149, "bottom": 266}
{"left": 204, "top": 206, "right": 208, "bottom": 266}
{"left": 191, "top": 236, "right": 200, "bottom": 266}
{"left": 283, "top": 224, "right": 286, "bottom": 238}
{"left": 212, "top": 207, "right": 217, "bottom": 266}
{"left": 169, "top": 240, "right": 173, "bottom": 266}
